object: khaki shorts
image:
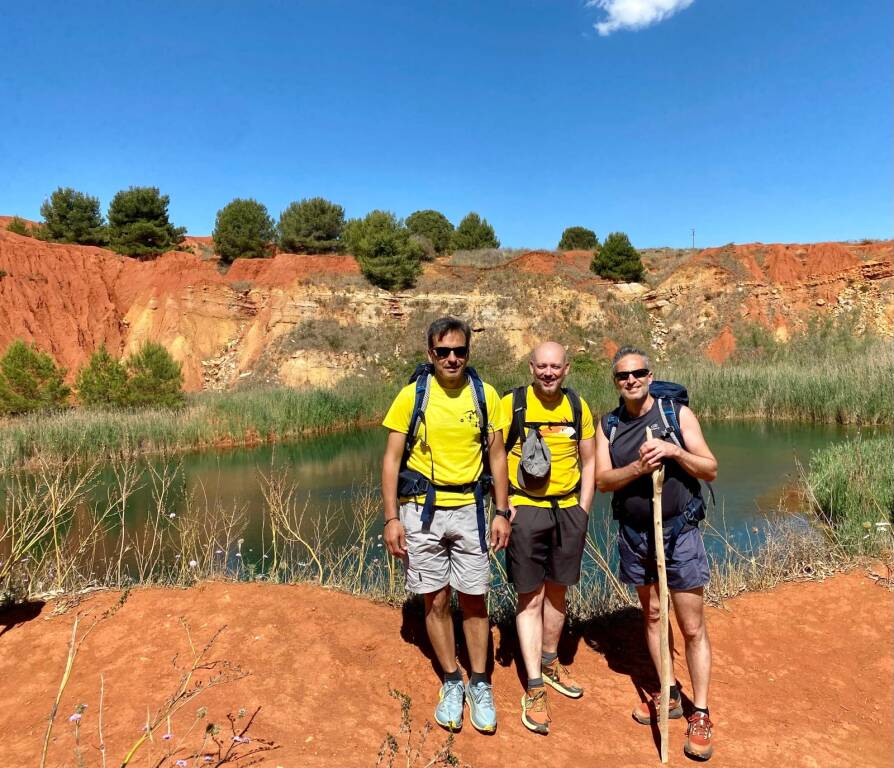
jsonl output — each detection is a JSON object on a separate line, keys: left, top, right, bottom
{"left": 399, "top": 501, "right": 491, "bottom": 595}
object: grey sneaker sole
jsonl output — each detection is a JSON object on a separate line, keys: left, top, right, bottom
{"left": 542, "top": 674, "right": 583, "bottom": 699}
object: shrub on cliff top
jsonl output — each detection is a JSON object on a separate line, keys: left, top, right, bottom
{"left": 124, "top": 342, "right": 185, "bottom": 408}
{"left": 39, "top": 187, "right": 108, "bottom": 246}
{"left": 278, "top": 197, "right": 345, "bottom": 253}
{"left": 591, "top": 231, "right": 644, "bottom": 282}
{"left": 343, "top": 210, "right": 424, "bottom": 290}
{"left": 107, "top": 186, "right": 186, "bottom": 258}
{"left": 76, "top": 346, "right": 129, "bottom": 408}
{"left": 213, "top": 198, "right": 276, "bottom": 263}
{"left": 406, "top": 210, "right": 454, "bottom": 256}
{"left": 6, "top": 217, "right": 31, "bottom": 237}
{"left": 0, "top": 340, "right": 70, "bottom": 415}
{"left": 451, "top": 213, "right": 500, "bottom": 251}
{"left": 558, "top": 226, "right": 599, "bottom": 251}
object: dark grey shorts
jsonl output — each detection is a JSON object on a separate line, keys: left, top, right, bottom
{"left": 506, "top": 504, "right": 588, "bottom": 594}
{"left": 617, "top": 524, "right": 710, "bottom": 591}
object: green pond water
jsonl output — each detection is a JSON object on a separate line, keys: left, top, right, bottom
{"left": 76, "top": 420, "right": 854, "bottom": 567}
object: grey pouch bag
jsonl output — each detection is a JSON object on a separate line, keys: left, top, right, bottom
{"left": 517, "top": 427, "right": 551, "bottom": 490}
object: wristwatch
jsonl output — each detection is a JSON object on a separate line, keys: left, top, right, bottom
{"left": 494, "top": 508, "right": 512, "bottom": 520}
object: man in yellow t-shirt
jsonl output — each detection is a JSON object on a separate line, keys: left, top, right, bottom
{"left": 501, "top": 341, "right": 595, "bottom": 735}
{"left": 381, "top": 317, "right": 510, "bottom": 735}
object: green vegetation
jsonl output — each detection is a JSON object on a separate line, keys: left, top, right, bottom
{"left": 212, "top": 198, "right": 276, "bottom": 263}
{"left": 802, "top": 434, "right": 893, "bottom": 557}
{"left": 75, "top": 346, "right": 129, "bottom": 407}
{"left": 591, "top": 231, "right": 644, "bottom": 281}
{"left": 6, "top": 216, "right": 31, "bottom": 236}
{"left": 451, "top": 212, "right": 499, "bottom": 250}
{"left": 558, "top": 226, "right": 599, "bottom": 251}
{"left": 39, "top": 187, "right": 107, "bottom": 245}
{"left": 107, "top": 186, "right": 186, "bottom": 258}
{"left": 343, "top": 210, "right": 424, "bottom": 290}
{"left": 0, "top": 340, "right": 70, "bottom": 416}
{"left": 278, "top": 197, "right": 345, "bottom": 253}
{"left": 405, "top": 209, "right": 454, "bottom": 256}
{"left": 125, "top": 342, "right": 185, "bottom": 408}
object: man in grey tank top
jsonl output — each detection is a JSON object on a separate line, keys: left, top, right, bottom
{"left": 595, "top": 346, "right": 718, "bottom": 762}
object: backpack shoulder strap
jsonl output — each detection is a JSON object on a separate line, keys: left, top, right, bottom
{"left": 603, "top": 406, "right": 622, "bottom": 446}
{"left": 465, "top": 366, "right": 490, "bottom": 462}
{"left": 404, "top": 368, "right": 432, "bottom": 461}
{"left": 504, "top": 385, "right": 528, "bottom": 454}
{"left": 562, "top": 387, "right": 583, "bottom": 443}
{"left": 657, "top": 397, "right": 685, "bottom": 449}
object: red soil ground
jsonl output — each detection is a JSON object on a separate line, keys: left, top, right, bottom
{"left": 1, "top": 571, "right": 890, "bottom": 767}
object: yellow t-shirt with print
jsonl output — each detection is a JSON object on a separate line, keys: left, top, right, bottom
{"left": 383, "top": 375, "right": 508, "bottom": 507}
{"left": 501, "top": 386, "right": 595, "bottom": 509}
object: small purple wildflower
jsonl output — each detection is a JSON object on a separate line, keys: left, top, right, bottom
{"left": 188, "top": 559, "right": 198, "bottom": 568}
{"left": 175, "top": 761, "right": 188, "bottom": 767}
{"left": 232, "top": 735, "right": 250, "bottom": 744}
{"left": 68, "top": 713, "right": 82, "bottom": 723}
{"left": 162, "top": 732, "right": 173, "bottom": 741}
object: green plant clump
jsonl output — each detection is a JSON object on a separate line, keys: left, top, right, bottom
{"left": 124, "top": 342, "right": 185, "bottom": 408}
{"left": 558, "top": 226, "right": 599, "bottom": 251}
{"left": 803, "top": 434, "right": 894, "bottom": 557}
{"left": 591, "top": 231, "right": 644, "bottom": 282}
{"left": 5, "top": 217, "right": 31, "bottom": 237}
{"left": 213, "top": 198, "right": 276, "bottom": 263}
{"left": 278, "top": 197, "right": 345, "bottom": 253}
{"left": 39, "top": 187, "right": 107, "bottom": 245}
{"left": 0, "top": 340, "right": 70, "bottom": 415}
{"left": 75, "top": 346, "right": 130, "bottom": 407}
{"left": 107, "top": 186, "right": 186, "bottom": 258}
{"left": 451, "top": 212, "right": 500, "bottom": 250}
{"left": 343, "top": 210, "right": 424, "bottom": 290}
{"left": 406, "top": 210, "right": 454, "bottom": 256}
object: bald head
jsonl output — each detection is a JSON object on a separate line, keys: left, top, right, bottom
{"left": 530, "top": 341, "right": 567, "bottom": 366}
{"left": 529, "top": 341, "right": 569, "bottom": 402}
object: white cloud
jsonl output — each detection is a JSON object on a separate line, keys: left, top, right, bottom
{"left": 587, "top": 0, "right": 695, "bottom": 36}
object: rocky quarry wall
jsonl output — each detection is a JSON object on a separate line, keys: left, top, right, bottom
{"left": 0, "top": 223, "right": 890, "bottom": 392}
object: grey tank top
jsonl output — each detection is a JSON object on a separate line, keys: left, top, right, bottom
{"left": 600, "top": 399, "right": 700, "bottom": 530}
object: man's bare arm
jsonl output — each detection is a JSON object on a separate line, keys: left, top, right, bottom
{"left": 578, "top": 436, "right": 596, "bottom": 510}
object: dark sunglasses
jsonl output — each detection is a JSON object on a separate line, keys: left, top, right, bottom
{"left": 613, "top": 368, "right": 650, "bottom": 382}
{"left": 432, "top": 345, "right": 469, "bottom": 359}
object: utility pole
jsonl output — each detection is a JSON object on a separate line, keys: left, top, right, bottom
{"left": 691, "top": 228, "right": 696, "bottom": 251}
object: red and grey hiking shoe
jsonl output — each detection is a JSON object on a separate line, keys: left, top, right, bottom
{"left": 520, "top": 687, "right": 552, "bottom": 735}
{"left": 632, "top": 690, "right": 684, "bottom": 724}
{"left": 541, "top": 658, "right": 584, "bottom": 699}
{"left": 684, "top": 711, "right": 714, "bottom": 760}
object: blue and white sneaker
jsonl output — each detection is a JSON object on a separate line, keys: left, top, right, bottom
{"left": 434, "top": 679, "right": 465, "bottom": 731}
{"left": 465, "top": 680, "right": 497, "bottom": 733}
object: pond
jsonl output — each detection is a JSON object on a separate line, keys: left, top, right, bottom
{"left": 69, "top": 419, "right": 850, "bottom": 564}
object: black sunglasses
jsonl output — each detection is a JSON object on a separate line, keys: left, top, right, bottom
{"left": 613, "top": 368, "right": 650, "bottom": 382}
{"left": 432, "top": 345, "right": 469, "bottom": 359}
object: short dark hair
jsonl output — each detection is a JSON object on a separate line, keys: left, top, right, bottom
{"left": 427, "top": 316, "right": 472, "bottom": 349}
{"left": 612, "top": 345, "right": 651, "bottom": 372}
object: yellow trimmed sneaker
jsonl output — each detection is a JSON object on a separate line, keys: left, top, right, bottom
{"left": 541, "top": 658, "right": 583, "bottom": 699}
{"left": 632, "top": 690, "right": 684, "bottom": 724}
{"left": 684, "top": 711, "right": 714, "bottom": 761}
{"left": 520, "top": 687, "right": 552, "bottom": 735}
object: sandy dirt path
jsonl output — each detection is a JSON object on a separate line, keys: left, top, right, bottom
{"left": 1, "top": 570, "right": 890, "bottom": 767}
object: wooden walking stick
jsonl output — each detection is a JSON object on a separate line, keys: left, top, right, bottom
{"left": 647, "top": 426, "right": 671, "bottom": 763}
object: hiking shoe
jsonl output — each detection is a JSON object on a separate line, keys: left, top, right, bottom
{"left": 434, "top": 680, "right": 465, "bottom": 732}
{"left": 632, "top": 690, "right": 684, "bottom": 725}
{"left": 684, "top": 711, "right": 714, "bottom": 761}
{"left": 541, "top": 658, "right": 583, "bottom": 698}
{"left": 465, "top": 680, "right": 497, "bottom": 733}
{"left": 520, "top": 687, "right": 552, "bottom": 735}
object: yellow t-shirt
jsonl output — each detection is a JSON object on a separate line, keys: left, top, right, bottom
{"left": 501, "top": 386, "right": 595, "bottom": 509}
{"left": 383, "top": 375, "right": 508, "bottom": 507}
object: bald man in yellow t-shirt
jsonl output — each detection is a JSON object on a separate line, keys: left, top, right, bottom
{"left": 501, "top": 341, "right": 595, "bottom": 735}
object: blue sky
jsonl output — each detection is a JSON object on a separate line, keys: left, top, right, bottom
{"left": 2, "top": 0, "right": 890, "bottom": 248}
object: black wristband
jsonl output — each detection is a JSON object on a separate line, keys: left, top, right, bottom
{"left": 384, "top": 517, "right": 401, "bottom": 530}
{"left": 493, "top": 508, "right": 511, "bottom": 520}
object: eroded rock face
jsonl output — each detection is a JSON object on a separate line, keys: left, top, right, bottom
{"left": 0, "top": 224, "right": 891, "bottom": 391}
